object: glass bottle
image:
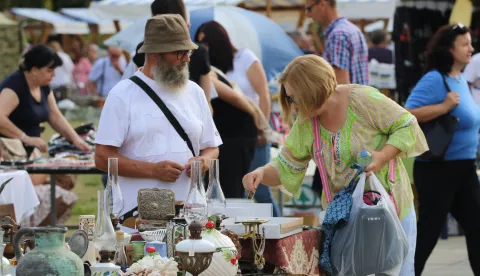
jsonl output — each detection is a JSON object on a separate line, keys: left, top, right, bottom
{"left": 113, "top": 231, "right": 128, "bottom": 272}
{"left": 184, "top": 160, "right": 207, "bottom": 225}
{"left": 93, "top": 190, "right": 117, "bottom": 253}
{"left": 206, "top": 159, "right": 226, "bottom": 216}
{"left": 106, "top": 158, "right": 124, "bottom": 227}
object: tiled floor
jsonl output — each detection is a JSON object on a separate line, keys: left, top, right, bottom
{"left": 423, "top": 236, "right": 474, "bottom": 276}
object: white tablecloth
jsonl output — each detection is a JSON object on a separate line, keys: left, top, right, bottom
{"left": 0, "top": 170, "right": 40, "bottom": 223}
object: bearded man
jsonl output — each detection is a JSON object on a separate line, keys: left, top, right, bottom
{"left": 94, "top": 14, "right": 222, "bottom": 222}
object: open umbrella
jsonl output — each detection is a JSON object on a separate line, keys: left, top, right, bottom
{"left": 105, "top": 6, "right": 302, "bottom": 93}
{"left": 103, "top": 5, "right": 208, "bottom": 54}
{"left": 190, "top": 6, "right": 303, "bottom": 89}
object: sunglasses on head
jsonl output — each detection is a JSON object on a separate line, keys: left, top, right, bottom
{"left": 452, "top": 23, "right": 467, "bottom": 32}
{"left": 305, "top": 0, "right": 321, "bottom": 12}
{"left": 285, "top": 95, "right": 296, "bottom": 104}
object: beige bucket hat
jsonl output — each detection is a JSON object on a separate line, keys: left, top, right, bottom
{"left": 138, "top": 14, "right": 198, "bottom": 54}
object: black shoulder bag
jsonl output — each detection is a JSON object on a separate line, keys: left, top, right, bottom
{"left": 418, "top": 75, "right": 459, "bottom": 161}
{"left": 120, "top": 76, "right": 196, "bottom": 222}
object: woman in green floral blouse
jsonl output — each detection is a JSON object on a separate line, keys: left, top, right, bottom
{"left": 242, "top": 55, "right": 428, "bottom": 275}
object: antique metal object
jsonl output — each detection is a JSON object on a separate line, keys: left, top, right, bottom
{"left": 221, "top": 229, "right": 242, "bottom": 258}
{"left": 2, "top": 224, "right": 15, "bottom": 259}
{"left": 14, "top": 227, "right": 84, "bottom": 275}
{"left": 175, "top": 221, "right": 215, "bottom": 276}
{"left": 68, "top": 229, "right": 89, "bottom": 259}
{"left": 137, "top": 188, "right": 175, "bottom": 228}
{"left": 238, "top": 219, "right": 268, "bottom": 271}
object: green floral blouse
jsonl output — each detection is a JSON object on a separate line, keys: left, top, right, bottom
{"left": 271, "top": 85, "right": 428, "bottom": 220}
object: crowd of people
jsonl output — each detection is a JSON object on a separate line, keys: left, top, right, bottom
{"left": 0, "top": 0, "right": 479, "bottom": 275}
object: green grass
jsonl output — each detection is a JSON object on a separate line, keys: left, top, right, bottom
{"left": 41, "top": 121, "right": 101, "bottom": 228}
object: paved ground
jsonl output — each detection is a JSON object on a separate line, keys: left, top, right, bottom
{"left": 423, "top": 236, "right": 473, "bottom": 276}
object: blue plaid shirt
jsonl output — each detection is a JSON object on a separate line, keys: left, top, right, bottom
{"left": 323, "top": 17, "right": 369, "bottom": 85}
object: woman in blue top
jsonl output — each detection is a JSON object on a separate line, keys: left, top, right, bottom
{"left": 405, "top": 24, "right": 480, "bottom": 275}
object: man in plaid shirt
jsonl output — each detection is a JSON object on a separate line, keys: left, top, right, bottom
{"left": 305, "top": 0, "right": 369, "bottom": 85}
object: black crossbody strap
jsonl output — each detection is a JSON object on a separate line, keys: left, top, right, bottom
{"left": 129, "top": 75, "right": 195, "bottom": 157}
{"left": 442, "top": 74, "right": 451, "bottom": 93}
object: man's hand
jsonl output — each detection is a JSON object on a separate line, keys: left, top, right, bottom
{"left": 185, "top": 156, "right": 209, "bottom": 177}
{"left": 152, "top": 161, "right": 185, "bottom": 182}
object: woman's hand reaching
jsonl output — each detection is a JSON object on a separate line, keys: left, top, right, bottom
{"left": 243, "top": 168, "right": 265, "bottom": 192}
{"left": 73, "top": 138, "right": 92, "bottom": 153}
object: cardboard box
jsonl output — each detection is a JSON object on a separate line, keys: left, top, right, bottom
{"left": 209, "top": 202, "right": 273, "bottom": 218}
{"left": 221, "top": 217, "right": 304, "bottom": 239}
{"left": 288, "top": 212, "right": 319, "bottom": 227}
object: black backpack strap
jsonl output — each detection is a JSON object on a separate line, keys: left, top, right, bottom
{"left": 129, "top": 75, "right": 195, "bottom": 157}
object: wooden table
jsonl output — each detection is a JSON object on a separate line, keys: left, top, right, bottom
{"left": 2, "top": 162, "right": 102, "bottom": 226}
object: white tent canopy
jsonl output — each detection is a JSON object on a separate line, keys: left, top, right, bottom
{"left": 89, "top": 0, "right": 396, "bottom": 21}
{"left": 89, "top": 0, "right": 242, "bottom": 21}
{"left": 60, "top": 8, "right": 132, "bottom": 34}
{"left": 11, "top": 8, "right": 89, "bottom": 34}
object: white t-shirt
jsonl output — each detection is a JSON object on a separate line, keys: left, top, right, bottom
{"left": 226, "top": 48, "right": 260, "bottom": 104}
{"left": 95, "top": 70, "right": 222, "bottom": 215}
{"left": 51, "top": 52, "right": 74, "bottom": 89}
{"left": 464, "top": 53, "right": 480, "bottom": 107}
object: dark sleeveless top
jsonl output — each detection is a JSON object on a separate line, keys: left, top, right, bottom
{"left": 0, "top": 70, "right": 51, "bottom": 138}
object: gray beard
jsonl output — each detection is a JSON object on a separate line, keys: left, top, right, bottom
{"left": 153, "top": 61, "right": 189, "bottom": 92}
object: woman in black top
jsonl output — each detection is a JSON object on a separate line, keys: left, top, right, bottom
{"left": 190, "top": 36, "right": 258, "bottom": 199}
{"left": 0, "top": 45, "right": 90, "bottom": 157}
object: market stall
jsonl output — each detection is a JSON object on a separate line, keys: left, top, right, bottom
{"left": 60, "top": 8, "right": 133, "bottom": 43}
{"left": 10, "top": 8, "right": 89, "bottom": 38}
{"left": 0, "top": 13, "right": 23, "bottom": 81}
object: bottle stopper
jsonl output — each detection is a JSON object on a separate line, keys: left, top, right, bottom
{"left": 115, "top": 230, "right": 124, "bottom": 242}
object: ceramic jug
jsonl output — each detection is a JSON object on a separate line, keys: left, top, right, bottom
{"left": 14, "top": 227, "right": 84, "bottom": 276}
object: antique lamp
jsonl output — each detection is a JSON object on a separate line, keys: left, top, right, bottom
{"left": 175, "top": 221, "right": 215, "bottom": 276}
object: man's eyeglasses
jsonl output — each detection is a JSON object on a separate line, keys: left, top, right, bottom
{"left": 176, "top": 50, "right": 194, "bottom": 60}
{"left": 305, "top": 0, "right": 320, "bottom": 12}
{"left": 285, "top": 95, "right": 296, "bottom": 104}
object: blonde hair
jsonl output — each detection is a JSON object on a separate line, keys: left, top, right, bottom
{"left": 279, "top": 55, "right": 337, "bottom": 122}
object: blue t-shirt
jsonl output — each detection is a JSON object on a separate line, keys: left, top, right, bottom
{"left": 405, "top": 70, "right": 480, "bottom": 160}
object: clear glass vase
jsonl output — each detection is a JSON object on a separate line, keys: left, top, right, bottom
{"left": 184, "top": 160, "right": 207, "bottom": 225}
{"left": 93, "top": 190, "right": 117, "bottom": 252}
{"left": 106, "top": 158, "right": 124, "bottom": 219}
{"left": 206, "top": 159, "right": 226, "bottom": 216}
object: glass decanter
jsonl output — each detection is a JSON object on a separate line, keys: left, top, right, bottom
{"left": 93, "top": 190, "right": 117, "bottom": 253}
{"left": 105, "top": 158, "right": 124, "bottom": 228}
{"left": 206, "top": 159, "right": 226, "bottom": 216}
{"left": 184, "top": 160, "right": 207, "bottom": 225}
